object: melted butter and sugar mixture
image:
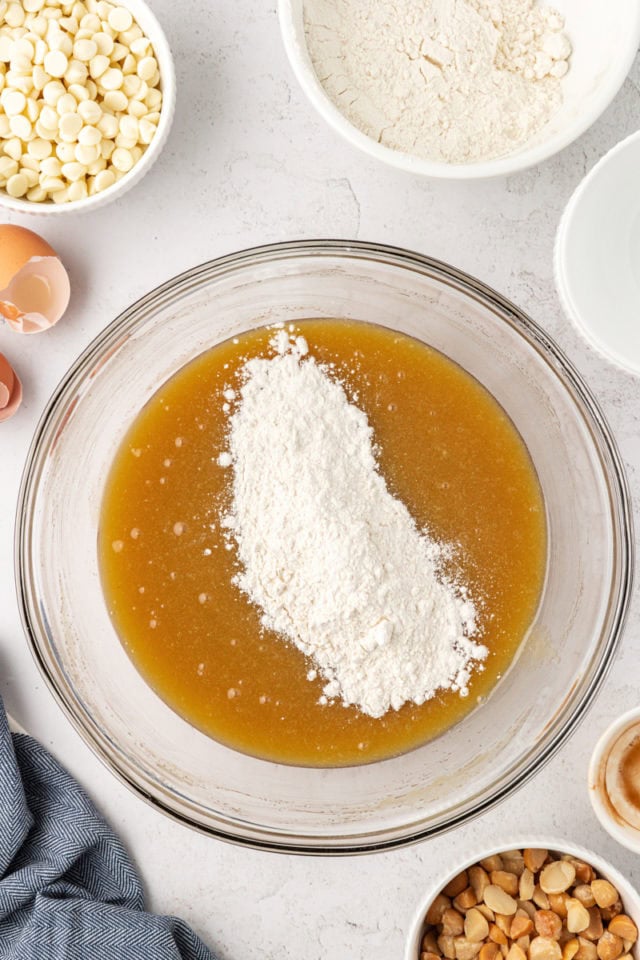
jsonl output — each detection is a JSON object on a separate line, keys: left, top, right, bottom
{"left": 99, "top": 319, "right": 546, "bottom": 766}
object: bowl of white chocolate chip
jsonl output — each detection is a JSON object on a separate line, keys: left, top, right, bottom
{"left": 280, "top": 0, "right": 640, "bottom": 178}
{"left": 0, "top": 0, "right": 175, "bottom": 211}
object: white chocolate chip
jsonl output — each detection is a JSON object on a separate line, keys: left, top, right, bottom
{"left": 56, "top": 92, "right": 77, "bottom": 115}
{"left": 75, "top": 141, "right": 99, "bottom": 164}
{"left": 43, "top": 49, "right": 68, "bottom": 77}
{"left": 103, "top": 88, "right": 126, "bottom": 111}
{"left": 6, "top": 171, "right": 28, "bottom": 197}
{"left": 4, "top": 137, "right": 23, "bottom": 160}
{"left": 138, "top": 117, "right": 156, "bottom": 143}
{"left": 1, "top": 89, "right": 26, "bottom": 115}
{"left": 122, "top": 73, "right": 141, "bottom": 97}
{"left": 93, "top": 32, "right": 114, "bottom": 57}
{"left": 27, "top": 138, "right": 53, "bottom": 159}
{"left": 59, "top": 112, "right": 83, "bottom": 140}
{"left": 56, "top": 143, "right": 76, "bottom": 165}
{"left": 121, "top": 26, "right": 142, "bottom": 46}
{"left": 78, "top": 123, "right": 101, "bottom": 145}
{"left": 80, "top": 13, "right": 101, "bottom": 32}
{"left": 100, "top": 66, "right": 122, "bottom": 90}
{"left": 67, "top": 178, "right": 87, "bottom": 200}
{"left": 73, "top": 38, "right": 97, "bottom": 61}
{"left": 108, "top": 6, "right": 132, "bottom": 32}
{"left": 93, "top": 167, "right": 115, "bottom": 191}
{"left": 127, "top": 99, "right": 146, "bottom": 119}
{"left": 61, "top": 160, "right": 86, "bottom": 181}
{"left": 88, "top": 52, "right": 109, "bottom": 78}
{"left": 26, "top": 101, "right": 40, "bottom": 123}
{"left": 130, "top": 36, "right": 150, "bottom": 57}
{"left": 22, "top": 168, "right": 40, "bottom": 188}
{"left": 0, "top": 156, "right": 18, "bottom": 178}
{"left": 111, "top": 42, "right": 127, "bottom": 62}
{"left": 118, "top": 113, "right": 137, "bottom": 138}
{"left": 65, "top": 59, "right": 88, "bottom": 85}
{"left": 97, "top": 112, "right": 118, "bottom": 137}
{"left": 5, "top": 3, "right": 25, "bottom": 28}
{"left": 10, "top": 115, "right": 32, "bottom": 140}
{"left": 40, "top": 156, "right": 62, "bottom": 176}
{"left": 146, "top": 88, "right": 161, "bottom": 110}
{"left": 42, "top": 83, "right": 64, "bottom": 106}
{"left": 69, "top": 83, "right": 89, "bottom": 103}
{"left": 77, "top": 98, "right": 102, "bottom": 123}
{"left": 26, "top": 184, "right": 47, "bottom": 201}
{"left": 136, "top": 55, "right": 156, "bottom": 81}
{"left": 32, "top": 66, "right": 49, "bottom": 91}
{"left": 111, "top": 145, "right": 132, "bottom": 171}
{"left": 87, "top": 156, "right": 106, "bottom": 174}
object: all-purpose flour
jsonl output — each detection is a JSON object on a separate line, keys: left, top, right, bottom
{"left": 218, "top": 333, "right": 487, "bottom": 719}
{"left": 304, "top": 0, "right": 572, "bottom": 164}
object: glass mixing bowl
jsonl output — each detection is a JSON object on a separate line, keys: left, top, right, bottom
{"left": 16, "top": 240, "right": 633, "bottom": 854}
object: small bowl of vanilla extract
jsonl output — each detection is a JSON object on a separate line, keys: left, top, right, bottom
{"left": 590, "top": 705, "right": 640, "bottom": 853}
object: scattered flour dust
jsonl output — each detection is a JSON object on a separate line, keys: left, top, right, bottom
{"left": 217, "top": 330, "right": 487, "bottom": 719}
{"left": 303, "top": 0, "right": 572, "bottom": 164}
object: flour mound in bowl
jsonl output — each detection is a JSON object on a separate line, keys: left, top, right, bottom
{"left": 218, "top": 331, "right": 487, "bottom": 719}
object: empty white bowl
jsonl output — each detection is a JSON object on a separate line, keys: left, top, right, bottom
{"left": 589, "top": 706, "right": 640, "bottom": 855}
{"left": 555, "top": 130, "right": 640, "bottom": 376}
{"left": 405, "top": 838, "right": 640, "bottom": 960}
{"left": 279, "top": 0, "right": 640, "bottom": 179}
{"left": 0, "top": 0, "right": 176, "bottom": 216}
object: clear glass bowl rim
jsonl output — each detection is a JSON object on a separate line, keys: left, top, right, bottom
{"left": 14, "top": 239, "right": 634, "bottom": 854}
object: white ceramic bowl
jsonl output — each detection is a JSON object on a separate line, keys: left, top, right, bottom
{"left": 589, "top": 706, "right": 640, "bottom": 855}
{"left": 0, "top": 0, "right": 176, "bottom": 215}
{"left": 279, "top": 0, "right": 640, "bottom": 179}
{"left": 555, "top": 130, "right": 640, "bottom": 377}
{"left": 405, "top": 838, "right": 640, "bottom": 960}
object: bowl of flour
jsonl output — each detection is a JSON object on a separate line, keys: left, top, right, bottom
{"left": 279, "top": 0, "right": 640, "bottom": 178}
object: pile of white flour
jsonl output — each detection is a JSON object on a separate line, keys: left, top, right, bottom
{"left": 217, "top": 332, "right": 487, "bottom": 719}
{"left": 304, "top": 0, "right": 572, "bottom": 164}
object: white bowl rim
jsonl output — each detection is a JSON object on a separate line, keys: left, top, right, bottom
{"left": 278, "top": 0, "right": 640, "bottom": 180}
{"left": 589, "top": 705, "right": 640, "bottom": 854}
{"left": 404, "top": 836, "right": 640, "bottom": 960}
{"left": 0, "top": 0, "right": 176, "bottom": 216}
{"left": 554, "top": 129, "right": 640, "bottom": 377}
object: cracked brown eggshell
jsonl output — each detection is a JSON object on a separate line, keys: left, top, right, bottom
{"left": 0, "top": 352, "right": 22, "bottom": 422}
{"left": 0, "top": 225, "right": 70, "bottom": 334}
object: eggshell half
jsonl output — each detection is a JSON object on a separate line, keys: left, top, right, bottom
{"left": 0, "top": 352, "right": 22, "bottom": 422}
{"left": 0, "top": 224, "right": 70, "bottom": 333}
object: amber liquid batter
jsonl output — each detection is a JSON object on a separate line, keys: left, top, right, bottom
{"left": 99, "top": 320, "right": 546, "bottom": 766}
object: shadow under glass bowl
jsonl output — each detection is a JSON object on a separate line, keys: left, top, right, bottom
{"left": 15, "top": 240, "right": 633, "bottom": 854}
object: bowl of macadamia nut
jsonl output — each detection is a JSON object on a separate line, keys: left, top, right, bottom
{"left": 405, "top": 842, "right": 639, "bottom": 960}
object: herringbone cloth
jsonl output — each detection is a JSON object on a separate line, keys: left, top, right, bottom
{"left": 0, "top": 699, "right": 216, "bottom": 959}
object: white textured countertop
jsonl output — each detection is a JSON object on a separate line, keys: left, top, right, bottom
{"left": 1, "top": 5, "right": 639, "bottom": 958}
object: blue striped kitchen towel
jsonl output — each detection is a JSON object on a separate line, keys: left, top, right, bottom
{"left": 0, "top": 698, "right": 215, "bottom": 959}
